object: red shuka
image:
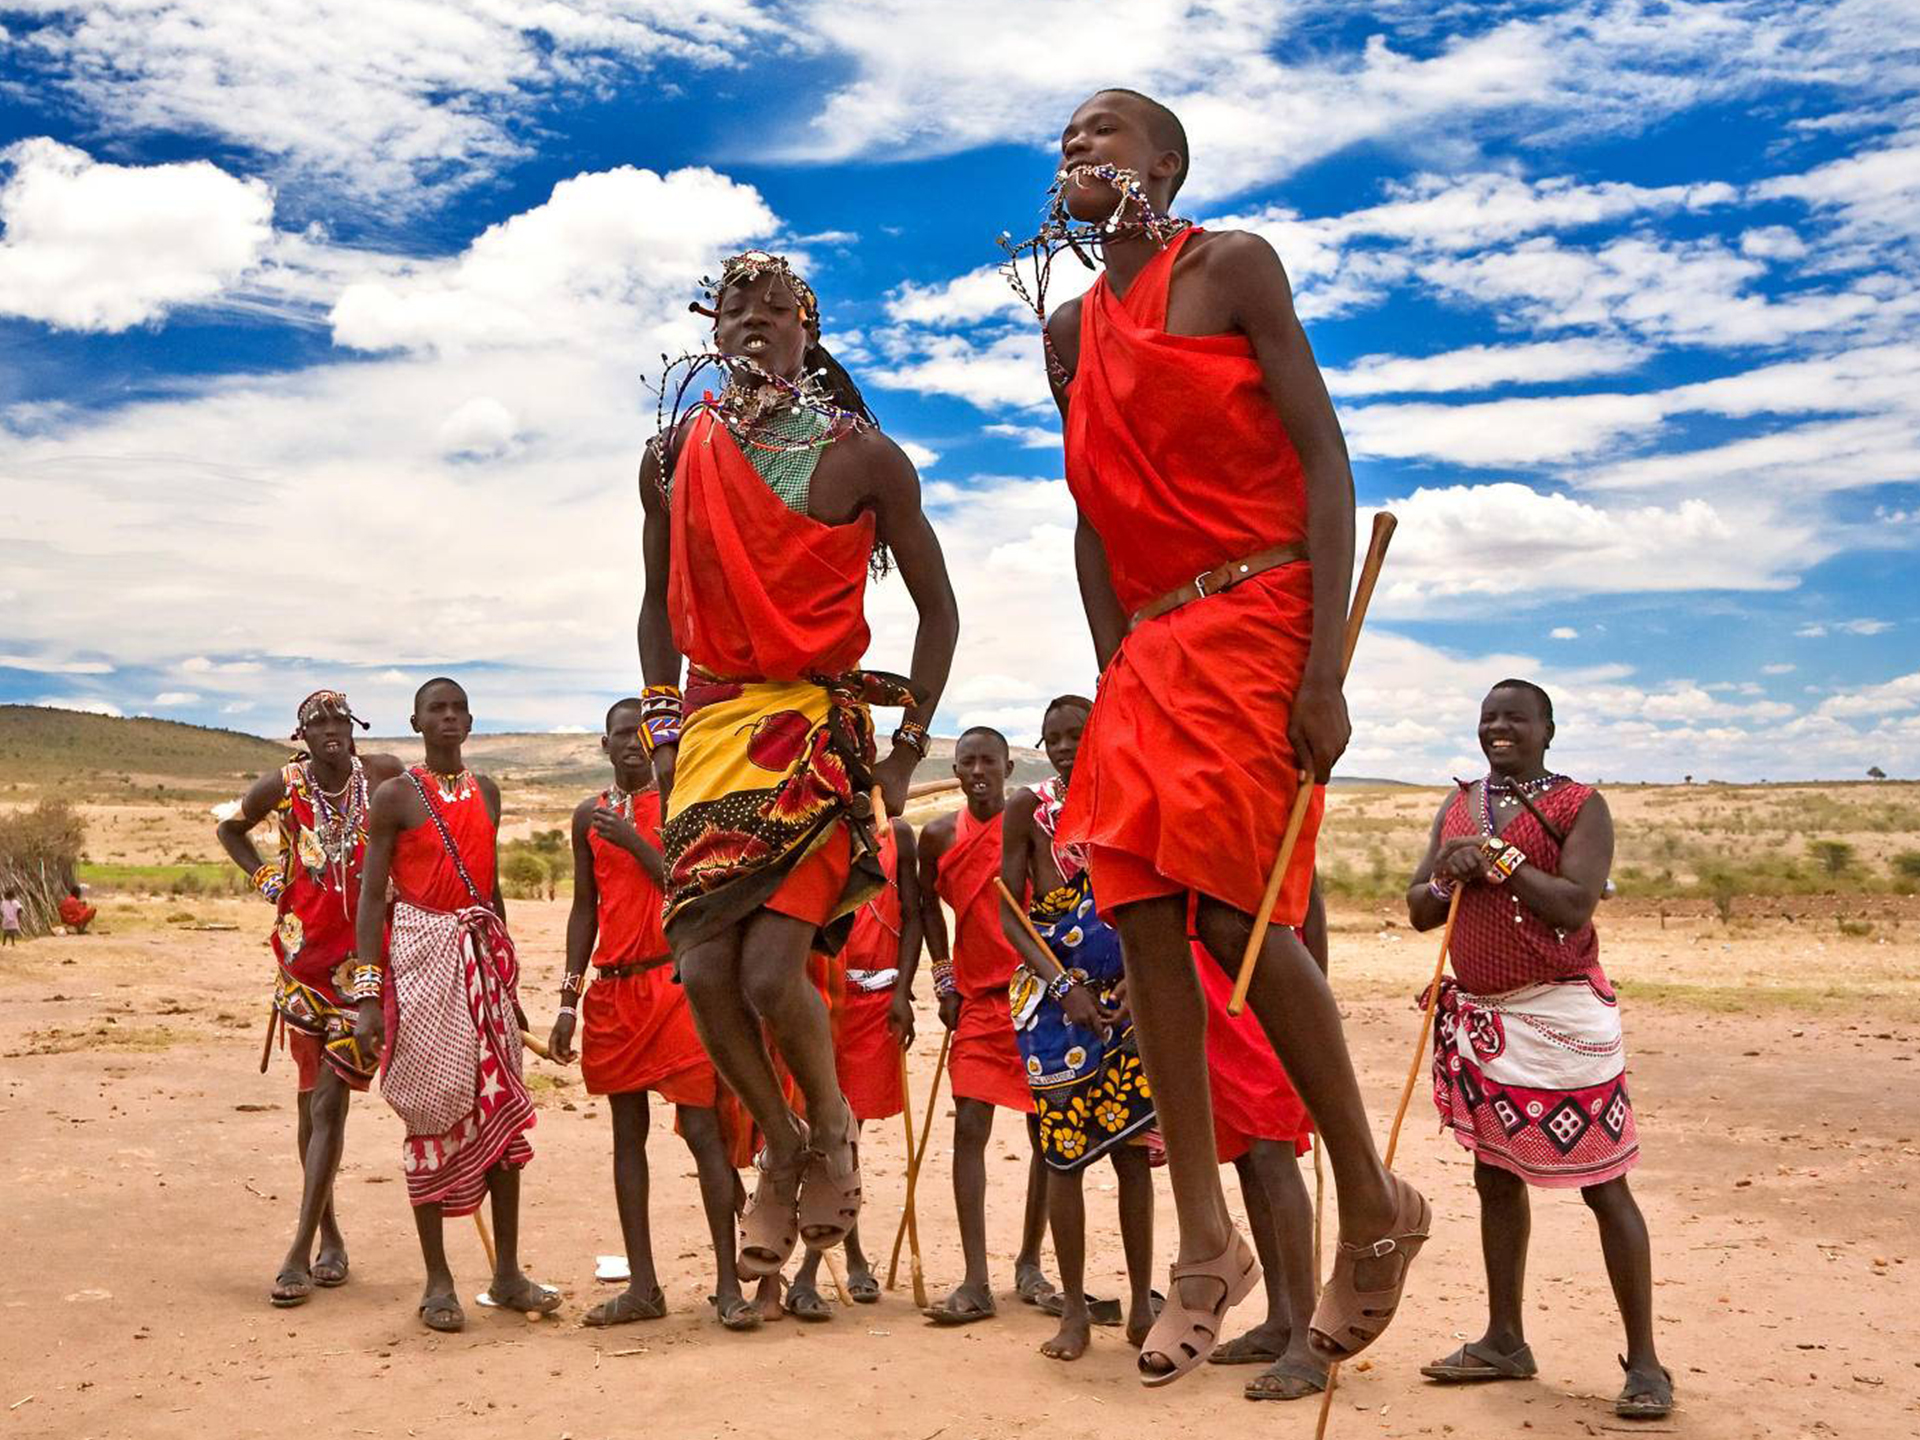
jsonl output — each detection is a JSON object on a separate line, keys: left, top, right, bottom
{"left": 391, "top": 774, "right": 497, "bottom": 912}
{"left": 1440, "top": 781, "right": 1602, "bottom": 995}
{"left": 935, "top": 808, "right": 1033, "bottom": 1114}
{"left": 1196, "top": 944, "right": 1312, "bottom": 1162}
{"left": 1059, "top": 227, "right": 1323, "bottom": 925}
{"left": 581, "top": 788, "right": 716, "bottom": 1100}
{"left": 667, "top": 407, "right": 875, "bottom": 680}
{"left": 836, "top": 822, "right": 905, "bottom": 1122}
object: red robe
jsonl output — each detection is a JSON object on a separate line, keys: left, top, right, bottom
{"left": 1059, "top": 227, "right": 1323, "bottom": 926}
{"left": 935, "top": 808, "right": 1033, "bottom": 1114}
{"left": 836, "top": 821, "right": 905, "bottom": 1122}
{"left": 667, "top": 406, "right": 874, "bottom": 681}
{"left": 580, "top": 789, "right": 718, "bottom": 1104}
{"left": 1196, "top": 944, "right": 1312, "bottom": 1162}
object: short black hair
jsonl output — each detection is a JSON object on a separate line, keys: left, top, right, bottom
{"left": 1099, "top": 87, "right": 1190, "bottom": 201}
{"left": 1042, "top": 694, "right": 1094, "bottom": 724}
{"left": 413, "top": 676, "right": 467, "bottom": 712}
{"left": 957, "top": 724, "right": 1010, "bottom": 757}
{"left": 1489, "top": 678, "right": 1554, "bottom": 723}
{"left": 605, "top": 697, "right": 645, "bottom": 732}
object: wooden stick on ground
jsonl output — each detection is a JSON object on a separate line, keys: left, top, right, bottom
{"left": 1312, "top": 888, "right": 1462, "bottom": 1440}
{"left": 887, "top": 1029, "right": 950, "bottom": 1290}
{"left": 1228, "top": 511, "right": 1398, "bottom": 1017}
{"left": 896, "top": 1046, "right": 930, "bottom": 1308}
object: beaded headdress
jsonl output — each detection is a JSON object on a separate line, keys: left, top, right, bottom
{"left": 692, "top": 250, "right": 821, "bottom": 339}
{"left": 292, "top": 689, "right": 368, "bottom": 740}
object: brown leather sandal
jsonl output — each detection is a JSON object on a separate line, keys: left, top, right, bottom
{"left": 798, "top": 1132, "right": 861, "bottom": 1251}
{"left": 738, "top": 1143, "right": 805, "bottom": 1277}
{"left": 1136, "top": 1229, "right": 1261, "bottom": 1388}
{"left": 1309, "top": 1174, "right": 1431, "bottom": 1362}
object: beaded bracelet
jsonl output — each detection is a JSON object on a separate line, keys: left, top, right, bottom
{"left": 251, "top": 862, "right": 285, "bottom": 902}
{"left": 1482, "top": 839, "right": 1527, "bottom": 883}
{"left": 638, "top": 684, "right": 684, "bottom": 756}
{"left": 931, "top": 957, "right": 957, "bottom": 998}
{"left": 1047, "top": 971, "right": 1078, "bottom": 1002}
{"left": 892, "top": 720, "right": 930, "bottom": 758}
{"left": 557, "top": 1004, "right": 578, "bottom": 1023}
{"left": 347, "top": 962, "right": 383, "bottom": 1002}
{"left": 560, "top": 969, "right": 587, "bottom": 998}
{"left": 1427, "top": 875, "right": 1455, "bottom": 901}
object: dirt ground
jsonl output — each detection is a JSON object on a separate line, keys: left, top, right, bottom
{"left": 3, "top": 895, "right": 1917, "bottom": 1440}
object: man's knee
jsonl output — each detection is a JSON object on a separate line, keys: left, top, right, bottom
{"left": 675, "top": 1104, "right": 723, "bottom": 1157}
{"left": 610, "top": 1092, "right": 651, "bottom": 1145}
{"left": 739, "top": 954, "right": 798, "bottom": 1018}
{"left": 1475, "top": 1160, "right": 1525, "bottom": 1201}
{"left": 678, "top": 948, "right": 733, "bottom": 1013}
{"left": 1580, "top": 1176, "right": 1631, "bottom": 1214}
{"left": 953, "top": 1098, "right": 994, "bottom": 1150}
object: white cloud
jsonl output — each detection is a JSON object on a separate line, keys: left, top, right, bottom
{"left": 0, "top": 653, "right": 113, "bottom": 674}
{"left": 898, "top": 441, "right": 940, "bottom": 471}
{"left": 1550, "top": 627, "right": 1579, "bottom": 640}
{"left": 0, "top": 139, "right": 273, "bottom": 331}
{"left": 1325, "top": 338, "right": 1647, "bottom": 398}
{"left": 330, "top": 166, "right": 779, "bottom": 355}
{"left": 8, "top": 0, "right": 767, "bottom": 208}
{"left": 35, "top": 697, "right": 123, "bottom": 718}
{"left": 437, "top": 397, "right": 519, "bottom": 460}
{"left": 1762, "top": 663, "right": 1796, "bottom": 675}
{"left": 868, "top": 331, "right": 1053, "bottom": 412}
{"left": 153, "top": 691, "right": 200, "bottom": 706}
{"left": 1816, "top": 670, "right": 1920, "bottom": 719}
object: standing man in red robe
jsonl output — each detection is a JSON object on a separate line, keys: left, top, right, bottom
{"left": 786, "top": 810, "right": 922, "bottom": 1319}
{"left": 917, "top": 727, "right": 1054, "bottom": 1324}
{"left": 216, "top": 690, "right": 401, "bottom": 1308}
{"left": 637, "top": 251, "right": 958, "bottom": 1291}
{"left": 353, "top": 678, "right": 556, "bottom": 1331}
{"left": 547, "top": 698, "right": 761, "bottom": 1330}
{"left": 1033, "top": 90, "right": 1427, "bottom": 1383}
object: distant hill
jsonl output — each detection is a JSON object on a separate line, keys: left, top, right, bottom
{"left": 0, "top": 705, "right": 291, "bottom": 797}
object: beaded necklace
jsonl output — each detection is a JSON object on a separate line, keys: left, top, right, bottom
{"left": 301, "top": 755, "right": 368, "bottom": 916}
{"left": 999, "top": 163, "right": 1192, "bottom": 387}
{"left": 603, "top": 782, "right": 634, "bottom": 822}
{"left": 648, "top": 353, "right": 860, "bottom": 506}
{"left": 424, "top": 766, "right": 474, "bottom": 805}
{"left": 1479, "top": 772, "right": 1571, "bottom": 937}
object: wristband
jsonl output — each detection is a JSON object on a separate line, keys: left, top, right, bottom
{"left": 892, "top": 720, "right": 930, "bottom": 758}
{"left": 1047, "top": 971, "right": 1078, "bottom": 1002}
{"left": 251, "top": 862, "right": 285, "bottom": 903}
{"left": 1427, "top": 875, "right": 1455, "bottom": 901}
{"left": 560, "top": 969, "right": 587, "bottom": 998}
{"left": 638, "top": 685, "right": 684, "bottom": 756}
{"left": 931, "top": 957, "right": 956, "bottom": 998}
{"left": 347, "top": 963, "right": 383, "bottom": 1002}
{"left": 557, "top": 1004, "right": 579, "bottom": 1022}
{"left": 1482, "top": 839, "right": 1527, "bottom": 882}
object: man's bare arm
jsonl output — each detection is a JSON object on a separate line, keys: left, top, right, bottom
{"left": 1224, "top": 232, "right": 1356, "bottom": 782}
{"left": 864, "top": 435, "right": 959, "bottom": 732}
{"left": 216, "top": 769, "right": 286, "bottom": 878}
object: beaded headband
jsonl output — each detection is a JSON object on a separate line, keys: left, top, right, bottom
{"left": 692, "top": 250, "right": 821, "bottom": 339}
{"left": 292, "top": 689, "right": 368, "bottom": 739}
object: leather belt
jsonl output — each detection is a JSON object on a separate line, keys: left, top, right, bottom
{"left": 1129, "top": 542, "right": 1308, "bottom": 629}
{"left": 596, "top": 956, "right": 674, "bottom": 981}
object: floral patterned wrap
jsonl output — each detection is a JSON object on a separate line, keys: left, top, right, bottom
{"left": 1010, "top": 869, "right": 1156, "bottom": 1171}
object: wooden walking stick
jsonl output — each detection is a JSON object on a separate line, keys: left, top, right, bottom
{"left": 895, "top": 1046, "right": 930, "bottom": 1308}
{"left": 888, "top": 1029, "right": 950, "bottom": 1288}
{"left": 257, "top": 1004, "right": 279, "bottom": 1074}
{"left": 1311, "top": 888, "right": 1462, "bottom": 1440}
{"left": 1228, "top": 511, "right": 1398, "bottom": 1017}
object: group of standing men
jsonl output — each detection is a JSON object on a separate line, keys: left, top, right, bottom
{"left": 212, "top": 84, "right": 1671, "bottom": 1420}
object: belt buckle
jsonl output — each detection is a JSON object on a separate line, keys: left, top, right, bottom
{"left": 1191, "top": 569, "right": 1213, "bottom": 600}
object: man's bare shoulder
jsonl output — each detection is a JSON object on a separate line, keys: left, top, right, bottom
{"left": 921, "top": 812, "right": 958, "bottom": 849}
{"left": 1047, "top": 293, "right": 1085, "bottom": 339}
{"left": 1005, "top": 786, "right": 1041, "bottom": 819}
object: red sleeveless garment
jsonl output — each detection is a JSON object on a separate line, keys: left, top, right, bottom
{"left": 836, "top": 822, "right": 905, "bottom": 1121}
{"left": 667, "top": 407, "right": 875, "bottom": 680}
{"left": 1058, "top": 227, "right": 1322, "bottom": 924}
{"left": 1440, "top": 781, "right": 1602, "bottom": 995}
{"left": 588, "top": 787, "right": 669, "bottom": 966}
{"left": 936, "top": 808, "right": 1033, "bottom": 1113}
{"left": 391, "top": 769, "right": 496, "bottom": 911}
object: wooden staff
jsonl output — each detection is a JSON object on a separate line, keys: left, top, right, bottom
{"left": 895, "top": 1046, "right": 930, "bottom": 1308}
{"left": 887, "top": 1029, "right": 950, "bottom": 1289}
{"left": 473, "top": 1208, "right": 498, "bottom": 1271}
{"left": 1312, "top": 888, "right": 1461, "bottom": 1440}
{"left": 906, "top": 777, "right": 963, "bottom": 801}
{"left": 1228, "top": 511, "right": 1398, "bottom": 1016}
{"left": 257, "top": 1004, "right": 279, "bottom": 1075}
{"left": 519, "top": 1028, "right": 552, "bottom": 1061}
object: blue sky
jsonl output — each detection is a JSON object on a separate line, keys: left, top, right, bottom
{"left": 0, "top": 1, "right": 1915, "bottom": 781}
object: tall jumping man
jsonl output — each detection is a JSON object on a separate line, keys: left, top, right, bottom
{"left": 1023, "top": 90, "right": 1427, "bottom": 1382}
